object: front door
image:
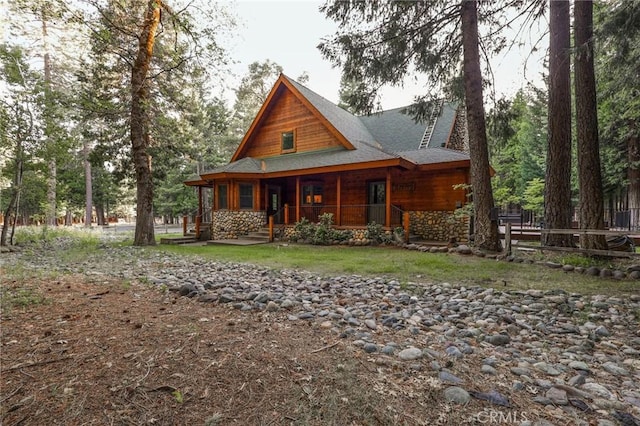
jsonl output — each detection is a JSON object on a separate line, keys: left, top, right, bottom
{"left": 267, "top": 185, "right": 282, "bottom": 223}
{"left": 367, "top": 181, "right": 386, "bottom": 225}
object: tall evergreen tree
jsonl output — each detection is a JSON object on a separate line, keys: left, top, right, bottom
{"left": 461, "top": 0, "right": 500, "bottom": 251}
{"left": 543, "top": 0, "right": 574, "bottom": 246}
{"left": 574, "top": 0, "right": 606, "bottom": 250}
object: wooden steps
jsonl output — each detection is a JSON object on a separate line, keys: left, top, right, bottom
{"left": 160, "top": 236, "right": 198, "bottom": 245}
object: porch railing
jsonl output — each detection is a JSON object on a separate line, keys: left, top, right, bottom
{"left": 277, "top": 204, "right": 403, "bottom": 227}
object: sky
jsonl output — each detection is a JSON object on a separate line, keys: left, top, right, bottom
{"left": 0, "top": 0, "right": 547, "bottom": 111}
{"left": 223, "top": 0, "right": 548, "bottom": 110}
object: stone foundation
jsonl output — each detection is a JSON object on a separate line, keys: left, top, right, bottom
{"left": 409, "top": 211, "right": 469, "bottom": 242}
{"left": 211, "top": 210, "right": 266, "bottom": 240}
{"left": 280, "top": 210, "right": 468, "bottom": 244}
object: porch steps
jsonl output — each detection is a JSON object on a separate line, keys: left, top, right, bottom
{"left": 160, "top": 236, "right": 198, "bottom": 245}
{"left": 245, "top": 228, "right": 271, "bottom": 242}
{"left": 206, "top": 227, "right": 271, "bottom": 246}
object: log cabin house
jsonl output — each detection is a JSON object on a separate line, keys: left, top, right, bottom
{"left": 185, "top": 74, "right": 472, "bottom": 243}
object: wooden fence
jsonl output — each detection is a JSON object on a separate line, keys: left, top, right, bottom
{"left": 503, "top": 223, "right": 639, "bottom": 258}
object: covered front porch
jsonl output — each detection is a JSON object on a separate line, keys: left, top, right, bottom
{"left": 185, "top": 165, "right": 469, "bottom": 244}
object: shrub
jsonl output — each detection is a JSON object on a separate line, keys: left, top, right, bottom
{"left": 365, "top": 222, "right": 393, "bottom": 245}
{"left": 288, "top": 213, "right": 353, "bottom": 245}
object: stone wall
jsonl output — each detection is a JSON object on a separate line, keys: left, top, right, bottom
{"left": 211, "top": 210, "right": 266, "bottom": 240}
{"left": 448, "top": 108, "right": 469, "bottom": 152}
{"left": 409, "top": 211, "right": 469, "bottom": 242}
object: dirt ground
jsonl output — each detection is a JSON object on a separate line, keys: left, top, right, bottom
{"left": 0, "top": 273, "right": 626, "bottom": 425}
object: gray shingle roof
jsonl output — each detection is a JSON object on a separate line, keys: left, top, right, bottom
{"left": 398, "top": 147, "right": 470, "bottom": 164}
{"left": 358, "top": 106, "right": 428, "bottom": 152}
{"left": 286, "top": 78, "right": 378, "bottom": 147}
{"left": 287, "top": 76, "right": 459, "bottom": 153}
{"left": 201, "top": 75, "right": 468, "bottom": 177}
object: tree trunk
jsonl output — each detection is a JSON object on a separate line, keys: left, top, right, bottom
{"left": 95, "top": 204, "right": 106, "bottom": 226}
{"left": 543, "top": 0, "right": 574, "bottom": 247}
{"left": 575, "top": 0, "right": 607, "bottom": 250}
{"left": 47, "top": 159, "right": 57, "bottom": 226}
{"left": 461, "top": 0, "right": 501, "bottom": 252}
{"left": 84, "top": 139, "right": 93, "bottom": 227}
{"left": 41, "top": 8, "right": 58, "bottom": 227}
{"left": 1, "top": 136, "right": 24, "bottom": 246}
{"left": 629, "top": 121, "right": 640, "bottom": 229}
{"left": 131, "top": 0, "right": 162, "bottom": 246}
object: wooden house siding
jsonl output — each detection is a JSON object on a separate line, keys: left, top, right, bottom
{"left": 258, "top": 168, "right": 466, "bottom": 212}
{"left": 242, "top": 89, "right": 343, "bottom": 159}
{"left": 389, "top": 169, "right": 467, "bottom": 211}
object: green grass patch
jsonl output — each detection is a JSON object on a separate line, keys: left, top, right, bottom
{"left": 0, "top": 285, "right": 48, "bottom": 313}
{"left": 156, "top": 243, "right": 640, "bottom": 296}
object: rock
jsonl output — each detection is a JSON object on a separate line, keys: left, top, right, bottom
{"left": 381, "top": 345, "right": 395, "bottom": 355}
{"left": 439, "top": 371, "right": 464, "bottom": 384}
{"left": 443, "top": 386, "right": 470, "bottom": 404}
{"left": 197, "top": 293, "right": 218, "bottom": 303}
{"left": 568, "top": 361, "right": 590, "bottom": 372}
{"left": 594, "top": 325, "right": 610, "bottom": 337}
{"left": 582, "top": 382, "right": 614, "bottom": 399}
{"left": 468, "top": 389, "right": 511, "bottom": 407}
{"left": 481, "top": 364, "right": 497, "bottom": 375}
{"left": 178, "top": 283, "right": 197, "bottom": 296}
{"left": 585, "top": 266, "right": 601, "bottom": 276}
{"left": 568, "top": 375, "right": 587, "bottom": 387}
{"left": 510, "top": 367, "right": 531, "bottom": 377}
{"left": 398, "top": 347, "right": 422, "bottom": 361}
{"left": 533, "top": 362, "right": 562, "bottom": 376}
{"left": 364, "top": 319, "right": 377, "bottom": 330}
{"left": 265, "top": 301, "right": 279, "bottom": 312}
{"left": 456, "top": 245, "right": 472, "bottom": 255}
{"left": 600, "top": 268, "right": 613, "bottom": 278}
{"left": 486, "top": 334, "right": 510, "bottom": 346}
{"left": 546, "top": 387, "right": 568, "bottom": 405}
{"left": 445, "top": 346, "right": 464, "bottom": 358}
{"left": 613, "top": 270, "right": 626, "bottom": 280}
{"left": 363, "top": 343, "right": 378, "bottom": 353}
{"left": 218, "top": 293, "right": 235, "bottom": 303}
{"left": 601, "top": 361, "right": 630, "bottom": 376}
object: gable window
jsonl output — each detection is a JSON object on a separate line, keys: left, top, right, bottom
{"left": 239, "top": 183, "right": 254, "bottom": 209}
{"left": 217, "top": 184, "right": 228, "bottom": 210}
{"left": 302, "top": 184, "right": 323, "bottom": 205}
{"left": 281, "top": 130, "right": 295, "bottom": 153}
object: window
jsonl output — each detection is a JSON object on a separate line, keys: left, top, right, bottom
{"left": 281, "top": 131, "right": 295, "bottom": 152}
{"left": 217, "top": 184, "right": 228, "bottom": 209}
{"left": 302, "top": 184, "right": 323, "bottom": 205}
{"left": 239, "top": 183, "right": 254, "bottom": 209}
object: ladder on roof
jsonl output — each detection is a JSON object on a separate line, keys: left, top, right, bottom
{"left": 419, "top": 99, "right": 444, "bottom": 149}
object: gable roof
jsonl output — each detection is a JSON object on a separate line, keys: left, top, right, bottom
{"left": 194, "top": 74, "right": 469, "bottom": 182}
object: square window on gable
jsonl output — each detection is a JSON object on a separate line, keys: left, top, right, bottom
{"left": 281, "top": 131, "right": 295, "bottom": 153}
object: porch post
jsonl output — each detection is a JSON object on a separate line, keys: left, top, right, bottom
{"left": 336, "top": 174, "right": 342, "bottom": 226}
{"left": 256, "top": 179, "right": 261, "bottom": 216}
{"left": 385, "top": 168, "right": 392, "bottom": 228}
{"left": 196, "top": 186, "right": 202, "bottom": 239}
{"left": 403, "top": 211, "right": 410, "bottom": 243}
{"left": 284, "top": 203, "right": 290, "bottom": 224}
{"left": 230, "top": 179, "right": 235, "bottom": 210}
{"left": 268, "top": 215, "right": 274, "bottom": 242}
{"left": 295, "top": 176, "right": 300, "bottom": 223}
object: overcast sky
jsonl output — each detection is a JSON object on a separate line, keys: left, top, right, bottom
{"left": 224, "top": 0, "right": 548, "bottom": 110}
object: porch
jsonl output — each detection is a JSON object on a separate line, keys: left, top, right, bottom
{"left": 186, "top": 165, "right": 470, "bottom": 244}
